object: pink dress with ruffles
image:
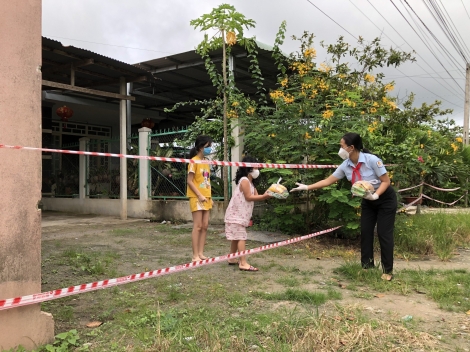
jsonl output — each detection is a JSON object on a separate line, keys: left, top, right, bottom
{"left": 224, "top": 177, "right": 254, "bottom": 240}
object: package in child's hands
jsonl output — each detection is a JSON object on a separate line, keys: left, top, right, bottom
{"left": 267, "top": 178, "right": 289, "bottom": 199}
{"left": 351, "top": 180, "right": 375, "bottom": 197}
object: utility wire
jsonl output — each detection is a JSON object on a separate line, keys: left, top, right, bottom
{"left": 398, "top": 0, "right": 465, "bottom": 71}
{"left": 390, "top": 0, "right": 465, "bottom": 93}
{"left": 352, "top": 0, "right": 463, "bottom": 97}
{"left": 306, "top": 0, "right": 462, "bottom": 108}
{"left": 400, "top": 0, "right": 465, "bottom": 76}
{"left": 462, "top": 0, "right": 470, "bottom": 20}
{"left": 436, "top": 0, "right": 470, "bottom": 59}
{"left": 305, "top": 0, "right": 358, "bottom": 40}
{"left": 422, "top": 0, "right": 470, "bottom": 62}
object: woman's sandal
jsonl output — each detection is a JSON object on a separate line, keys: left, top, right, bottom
{"left": 381, "top": 273, "right": 393, "bottom": 281}
{"left": 239, "top": 266, "right": 259, "bottom": 272}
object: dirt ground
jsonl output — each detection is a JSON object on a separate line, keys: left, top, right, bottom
{"left": 40, "top": 211, "right": 470, "bottom": 351}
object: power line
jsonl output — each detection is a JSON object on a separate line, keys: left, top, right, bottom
{"left": 43, "top": 34, "right": 173, "bottom": 54}
{"left": 305, "top": 0, "right": 463, "bottom": 108}
{"left": 353, "top": 0, "right": 464, "bottom": 97}
{"left": 390, "top": 0, "right": 465, "bottom": 93}
{"left": 399, "top": 0, "right": 465, "bottom": 76}
{"left": 421, "top": 0, "right": 470, "bottom": 62}
{"left": 462, "top": 0, "right": 470, "bottom": 20}
{"left": 305, "top": 0, "right": 358, "bottom": 41}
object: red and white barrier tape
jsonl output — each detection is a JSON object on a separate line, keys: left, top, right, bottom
{"left": 0, "top": 226, "right": 340, "bottom": 311}
{"left": 423, "top": 182, "right": 460, "bottom": 192}
{"left": 397, "top": 194, "right": 423, "bottom": 213}
{"left": 397, "top": 182, "right": 460, "bottom": 193}
{"left": 422, "top": 193, "right": 465, "bottom": 206}
{"left": 397, "top": 183, "right": 423, "bottom": 193}
{"left": 0, "top": 144, "right": 339, "bottom": 169}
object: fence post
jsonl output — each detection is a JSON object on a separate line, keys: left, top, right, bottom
{"left": 79, "top": 137, "right": 89, "bottom": 200}
{"left": 139, "top": 127, "right": 151, "bottom": 200}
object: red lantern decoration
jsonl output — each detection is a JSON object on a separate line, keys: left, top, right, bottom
{"left": 141, "top": 117, "right": 155, "bottom": 129}
{"left": 56, "top": 105, "right": 73, "bottom": 127}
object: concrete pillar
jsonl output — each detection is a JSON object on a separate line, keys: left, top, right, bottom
{"left": 0, "top": 0, "right": 55, "bottom": 349}
{"left": 138, "top": 127, "right": 151, "bottom": 200}
{"left": 230, "top": 119, "right": 244, "bottom": 189}
{"left": 120, "top": 77, "right": 127, "bottom": 220}
{"left": 79, "top": 137, "right": 89, "bottom": 199}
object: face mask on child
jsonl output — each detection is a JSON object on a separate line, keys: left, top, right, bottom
{"left": 250, "top": 169, "right": 260, "bottom": 179}
{"left": 203, "top": 147, "right": 212, "bottom": 156}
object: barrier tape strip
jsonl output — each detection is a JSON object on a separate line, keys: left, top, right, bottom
{"left": 397, "top": 183, "right": 423, "bottom": 193}
{"left": 0, "top": 144, "right": 339, "bottom": 169}
{"left": 397, "top": 194, "right": 423, "bottom": 213}
{"left": 422, "top": 193, "right": 465, "bottom": 206}
{"left": 397, "top": 182, "right": 460, "bottom": 193}
{"left": 0, "top": 226, "right": 341, "bottom": 311}
{"left": 423, "top": 182, "right": 460, "bottom": 192}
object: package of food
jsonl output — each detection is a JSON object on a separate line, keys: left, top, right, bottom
{"left": 351, "top": 180, "right": 375, "bottom": 197}
{"left": 267, "top": 178, "right": 289, "bottom": 199}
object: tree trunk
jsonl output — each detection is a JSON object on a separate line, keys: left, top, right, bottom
{"left": 222, "top": 29, "right": 229, "bottom": 210}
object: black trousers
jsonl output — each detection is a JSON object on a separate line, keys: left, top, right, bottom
{"left": 360, "top": 186, "right": 397, "bottom": 274}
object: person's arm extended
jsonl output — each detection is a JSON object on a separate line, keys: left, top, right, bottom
{"left": 187, "top": 172, "right": 206, "bottom": 202}
{"left": 240, "top": 179, "right": 270, "bottom": 201}
{"left": 291, "top": 174, "right": 340, "bottom": 192}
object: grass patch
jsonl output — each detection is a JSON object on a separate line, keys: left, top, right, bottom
{"left": 335, "top": 262, "right": 470, "bottom": 312}
{"left": 252, "top": 287, "right": 341, "bottom": 305}
{"left": 394, "top": 213, "right": 470, "bottom": 260}
{"left": 61, "top": 248, "right": 120, "bottom": 275}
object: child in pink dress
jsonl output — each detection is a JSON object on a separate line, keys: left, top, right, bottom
{"left": 225, "top": 156, "right": 271, "bottom": 271}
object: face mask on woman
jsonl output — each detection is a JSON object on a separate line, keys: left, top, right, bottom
{"left": 338, "top": 147, "right": 350, "bottom": 160}
{"left": 203, "top": 147, "right": 212, "bottom": 156}
{"left": 250, "top": 169, "right": 260, "bottom": 179}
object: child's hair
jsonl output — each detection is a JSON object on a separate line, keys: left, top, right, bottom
{"left": 189, "top": 135, "right": 213, "bottom": 158}
{"left": 235, "top": 155, "right": 259, "bottom": 184}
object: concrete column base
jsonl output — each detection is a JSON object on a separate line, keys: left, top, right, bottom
{"left": 0, "top": 301, "right": 54, "bottom": 350}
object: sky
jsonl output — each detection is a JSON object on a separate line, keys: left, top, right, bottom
{"left": 42, "top": 0, "right": 470, "bottom": 127}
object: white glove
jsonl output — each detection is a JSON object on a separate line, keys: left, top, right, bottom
{"left": 290, "top": 182, "right": 308, "bottom": 192}
{"left": 363, "top": 191, "right": 379, "bottom": 201}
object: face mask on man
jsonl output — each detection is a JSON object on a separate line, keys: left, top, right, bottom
{"left": 203, "top": 147, "right": 212, "bottom": 156}
{"left": 250, "top": 169, "right": 260, "bottom": 179}
{"left": 338, "top": 147, "right": 350, "bottom": 160}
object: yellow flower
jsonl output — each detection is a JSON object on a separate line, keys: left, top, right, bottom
{"left": 304, "top": 132, "right": 312, "bottom": 139}
{"left": 427, "top": 130, "right": 432, "bottom": 137}
{"left": 246, "top": 106, "right": 255, "bottom": 115}
{"left": 384, "top": 83, "right": 394, "bottom": 92}
{"left": 370, "top": 107, "right": 377, "bottom": 113}
{"left": 456, "top": 137, "right": 463, "bottom": 143}
{"left": 226, "top": 31, "right": 237, "bottom": 46}
{"left": 364, "top": 73, "right": 375, "bottom": 83}
{"left": 420, "top": 144, "right": 424, "bottom": 149}
{"left": 368, "top": 126, "right": 376, "bottom": 133}
{"left": 303, "top": 47, "right": 317, "bottom": 58}
{"left": 227, "top": 110, "right": 238, "bottom": 119}
{"left": 283, "top": 93, "right": 295, "bottom": 104}
{"left": 231, "top": 101, "right": 239, "bottom": 107}
{"left": 280, "top": 77, "right": 288, "bottom": 87}
{"left": 361, "top": 111, "right": 365, "bottom": 115}
{"left": 451, "top": 143, "right": 458, "bottom": 152}
{"left": 322, "top": 110, "right": 334, "bottom": 119}
{"left": 372, "top": 102, "right": 379, "bottom": 107}
{"left": 269, "top": 133, "right": 276, "bottom": 138}
{"left": 314, "top": 127, "right": 321, "bottom": 132}
{"left": 319, "top": 62, "right": 332, "bottom": 73}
